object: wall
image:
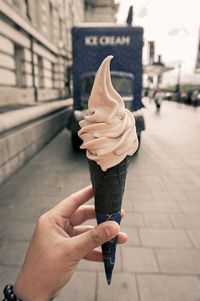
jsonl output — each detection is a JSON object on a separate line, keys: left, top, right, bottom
{"left": 0, "top": 103, "right": 71, "bottom": 186}
{"left": 0, "top": 0, "right": 85, "bottom": 105}
{"left": 85, "top": 0, "right": 118, "bottom": 23}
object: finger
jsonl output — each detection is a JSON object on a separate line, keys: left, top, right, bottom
{"left": 74, "top": 225, "right": 128, "bottom": 245}
{"left": 52, "top": 186, "right": 93, "bottom": 217}
{"left": 121, "top": 209, "right": 125, "bottom": 218}
{"left": 85, "top": 249, "right": 103, "bottom": 262}
{"left": 71, "top": 207, "right": 125, "bottom": 226}
{"left": 74, "top": 225, "right": 93, "bottom": 235}
{"left": 71, "top": 220, "right": 120, "bottom": 259}
{"left": 70, "top": 205, "right": 95, "bottom": 226}
{"left": 83, "top": 234, "right": 129, "bottom": 261}
{"left": 117, "top": 232, "right": 128, "bottom": 244}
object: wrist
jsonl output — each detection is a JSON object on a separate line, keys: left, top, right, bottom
{"left": 14, "top": 278, "right": 49, "bottom": 301}
{"left": 3, "top": 284, "right": 22, "bottom": 301}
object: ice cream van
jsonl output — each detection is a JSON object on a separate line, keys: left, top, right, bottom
{"left": 67, "top": 24, "right": 145, "bottom": 151}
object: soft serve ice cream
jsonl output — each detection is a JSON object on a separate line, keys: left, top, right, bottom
{"left": 78, "top": 55, "right": 138, "bottom": 171}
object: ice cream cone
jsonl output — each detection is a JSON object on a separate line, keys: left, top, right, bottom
{"left": 88, "top": 156, "right": 130, "bottom": 284}
{"left": 79, "top": 56, "right": 138, "bottom": 284}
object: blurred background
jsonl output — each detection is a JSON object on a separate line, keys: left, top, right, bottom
{"left": 0, "top": 1, "right": 200, "bottom": 300}
{"left": 0, "top": 0, "right": 199, "bottom": 183}
{"left": 118, "top": 0, "right": 200, "bottom": 86}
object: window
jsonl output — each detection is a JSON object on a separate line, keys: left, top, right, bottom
{"left": 59, "top": 17, "right": 62, "bottom": 41}
{"left": 13, "top": 0, "right": 27, "bottom": 15}
{"left": 38, "top": 56, "right": 44, "bottom": 88}
{"left": 26, "top": 0, "right": 41, "bottom": 26}
{"left": 14, "top": 44, "right": 25, "bottom": 87}
{"left": 112, "top": 76, "right": 133, "bottom": 95}
{"left": 48, "top": 2, "right": 54, "bottom": 42}
{"left": 81, "top": 75, "right": 133, "bottom": 96}
{"left": 52, "top": 62, "right": 55, "bottom": 88}
{"left": 81, "top": 76, "right": 95, "bottom": 95}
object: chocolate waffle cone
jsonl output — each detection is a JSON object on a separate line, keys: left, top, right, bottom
{"left": 88, "top": 156, "right": 130, "bottom": 284}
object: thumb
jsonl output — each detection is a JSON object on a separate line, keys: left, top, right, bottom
{"left": 71, "top": 221, "right": 120, "bottom": 259}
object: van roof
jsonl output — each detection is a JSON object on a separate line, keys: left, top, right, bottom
{"left": 74, "top": 23, "right": 143, "bottom": 29}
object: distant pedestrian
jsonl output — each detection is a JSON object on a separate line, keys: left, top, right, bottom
{"left": 153, "top": 90, "right": 162, "bottom": 111}
{"left": 154, "top": 94, "right": 162, "bottom": 111}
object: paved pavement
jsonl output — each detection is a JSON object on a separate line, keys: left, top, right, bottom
{"left": 0, "top": 99, "right": 200, "bottom": 301}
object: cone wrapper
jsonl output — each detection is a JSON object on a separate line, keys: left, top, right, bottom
{"left": 88, "top": 156, "right": 130, "bottom": 284}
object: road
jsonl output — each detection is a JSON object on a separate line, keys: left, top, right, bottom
{"left": 0, "top": 99, "right": 200, "bottom": 301}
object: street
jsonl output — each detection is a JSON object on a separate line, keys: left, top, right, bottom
{"left": 0, "top": 99, "right": 200, "bottom": 301}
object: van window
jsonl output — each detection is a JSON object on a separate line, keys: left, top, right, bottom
{"left": 112, "top": 76, "right": 133, "bottom": 95}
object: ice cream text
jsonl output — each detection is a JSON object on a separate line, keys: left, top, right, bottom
{"left": 85, "top": 36, "right": 130, "bottom": 46}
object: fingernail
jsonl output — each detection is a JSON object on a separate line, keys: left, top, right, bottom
{"left": 104, "top": 224, "right": 112, "bottom": 237}
{"left": 104, "top": 222, "right": 119, "bottom": 238}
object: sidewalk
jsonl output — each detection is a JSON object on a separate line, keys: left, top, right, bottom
{"left": 0, "top": 100, "right": 200, "bottom": 301}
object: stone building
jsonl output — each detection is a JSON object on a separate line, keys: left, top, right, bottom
{"left": 195, "top": 28, "right": 200, "bottom": 73}
{"left": 0, "top": 0, "right": 85, "bottom": 106}
{"left": 85, "top": 0, "right": 118, "bottom": 23}
{"left": 0, "top": 0, "right": 117, "bottom": 106}
{"left": 0, "top": 0, "right": 118, "bottom": 186}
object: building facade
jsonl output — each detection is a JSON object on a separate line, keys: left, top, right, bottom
{"left": 0, "top": 0, "right": 85, "bottom": 105}
{"left": 0, "top": 0, "right": 117, "bottom": 106}
{"left": 85, "top": 0, "right": 118, "bottom": 23}
{"left": 0, "top": 0, "right": 118, "bottom": 185}
{"left": 195, "top": 27, "right": 200, "bottom": 73}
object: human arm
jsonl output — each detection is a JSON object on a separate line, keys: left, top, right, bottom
{"left": 13, "top": 185, "right": 127, "bottom": 301}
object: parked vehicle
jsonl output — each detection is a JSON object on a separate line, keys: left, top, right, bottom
{"left": 67, "top": 24, "right": 145, "bottom": 151}
{"left": 164, "top": 92, "right": 173, "bottom": 100}
{"left": 179, "top": 91, "right": 190, "bottom": 103}
{"left": 191, "top": 90, "right": 200, "bottom": 106}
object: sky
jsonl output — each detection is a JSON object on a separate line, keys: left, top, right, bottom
{"left": 116, "top": 0, "right": 200, "bottom": 84}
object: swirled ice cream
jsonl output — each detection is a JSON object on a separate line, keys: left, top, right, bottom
{"left": 78, "top": 55, "right": 138, "bottom": 171}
